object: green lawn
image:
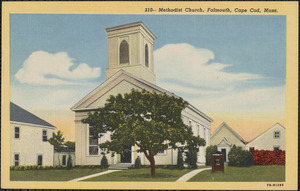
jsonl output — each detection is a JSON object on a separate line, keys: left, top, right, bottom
{"left": 83, "top": 167, "right": 196, "bottom": 182}
{"left": 189, "top": 165, "right": 285, "bottom": 182}
{"left": 10, "top": 168, "right": 106, "bottom": 181}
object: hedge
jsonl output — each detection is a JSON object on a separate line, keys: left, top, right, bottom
{"left": 251, "top": 149, "right": 285, "bottom": 165}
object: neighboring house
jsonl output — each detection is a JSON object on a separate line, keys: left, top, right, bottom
{"left": 10, "top": 102, "right": 56, "bottom": 166}
{"left": 210, "top": 122, "right": 247, "bottom": 162}
{"left": 54, "top": 147, "right": 75, "bottom": 167}
{"left": 71, "top": 22, "right": 212, "bottom": 166}
{"left": 246, "top": 123, "right": 285, "bottom": 151}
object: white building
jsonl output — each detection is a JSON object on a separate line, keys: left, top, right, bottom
{"left": 53, "top": 147, "right": 75, "bottom": 167}
{"left": 210, "top": 122, "right": 247, "bottom": 162}
{"left": 246, "top": 123, "right": 285, "bottom": 151}
{"left": 10, "top": 102, "right": 55, "bottom": 166}
{"left": 71, "top": 22, "right": 212, "bottom": 166}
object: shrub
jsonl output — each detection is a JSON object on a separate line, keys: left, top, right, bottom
{"left": 251, "top": 149, "right": 285, "bottom": 165}
{"left": 185, "top": 150, "right": 198, "bottom": 169}
{"left": 228, "top": 145, "right": 253, "bottom": 167}
{"left": 134, "top": 156, "right": 142, "bottom": 169}
{"left": 37, "top": 165, "right": 43, "bottom": 170}
{"left": 10, "top": 166, "right": 15, "bottom": 170}
{"left": 100, "top": 154, "right": 108, "bottom": 169}
{"left": 67, "top": 155, "right": 73, "bottom": 169}
{"left": 177, "top": 150, "right": 184, "bottom": 169}
{"left": 205, "top": 145, "right": 218, "bottom": 166}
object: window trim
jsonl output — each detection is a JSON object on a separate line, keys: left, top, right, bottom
{"left": 88, "top": 125, "right": 99, "bottom": 156}
{"left": 14, "top": 153, "right": 20, "bottom": 166}
{"left": 119, "top": 40, "right": 129, "bottom": 65}
{"left": 145, "top": 44, "right": 149, "bottom": 67}
{"left": 62, "top": 155, "right": 67, "bottom": 166}
{"left": 37, "top": 154, "right": 43, "bottom": 166}
{"left": 14, "top": 127, "right": 20, "bottom": 139}
{"left": 42, "top": 130, "right": 47, "bottom": 142}
{"left": 273, "top": 146, "right": 280, "bottom": 150}
{"left": 274, "top": 131, "right": 280, "bottom": 139}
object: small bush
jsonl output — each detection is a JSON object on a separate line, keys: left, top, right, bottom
{"left": 206, "top": 145, "right": 218, "bottom": 166}
{"left": 100, "top": 154, "right": 108, "bottom": 169}
{"left": 228, "top": 145, "right": 253, "bottom": 167}
{"left": 177, "top": 151, "right": 184, "bottom": 169}
{"left": 10, "top": 166, "right": 15, "bottom": 170}
{"left": 67, "top": 155, "right": 73, "bottom": 169}
{"left": 185, "top": 150, "right": 198, "bottom": 169}
{"left": 134, "top": 156, "right": 142, "bottom": 169}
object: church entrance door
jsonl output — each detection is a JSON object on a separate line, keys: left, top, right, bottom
{"left": 121, "top": 145, "right": 131, "bottom": 163}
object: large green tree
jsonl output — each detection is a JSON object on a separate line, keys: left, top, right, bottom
{"left": 83, "top": 89, "right": 205, "bottom": 176}
{"left": 48, "top": 130, "right": 65, "bottom": 166}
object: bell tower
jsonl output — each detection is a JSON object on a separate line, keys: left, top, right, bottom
{"left": 105, "top": 22, "right": 156, "bottom": 84}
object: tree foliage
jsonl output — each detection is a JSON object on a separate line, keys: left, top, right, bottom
{"left": 67, "top": 155, "right": 73, "bottom": 169}
{"left": 48, "top": 130, "right": 65, "bottom": 152}
{"left": 134, "top": 156, "right": 142, "bottom": 169}
{"left": 83, "top": 89, "right": 205, "bottom": 176}
{"left": 100, "top": 154, "right": 109, "bottom": 169}
{"left": 205, "top": 145, "right": 218, "bottom": 166}
{"left": 184, "top": 136, "right": 206, "bottom": 168}
{"left": 64, "top": 141, "right": 75, "bottom": 150}
{"left": 177, "top": 150, "right": 184, "bottom": 170}
{"left": 228, "top": 145, "right": 253, "bottom": 167}
{"left": 48, "top": 130, "right": 65, "bottom": 166}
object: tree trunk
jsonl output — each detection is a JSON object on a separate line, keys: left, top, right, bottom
{"left": 149, "top": 152, "right": 155, "bottom": 176}
{"left": 135, "top": 142, "right": 156, "bottom": 176}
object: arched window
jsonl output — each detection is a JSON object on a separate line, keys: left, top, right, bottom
{"left": 145, "top": 44, "right": 149, "bottom": 67}
{"left": 120, "top": 40, "right": 129, "bottom": 64}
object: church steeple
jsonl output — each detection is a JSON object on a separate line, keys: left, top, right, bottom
{"left": 105, "top": 22, "right": 157, "bottom": 84}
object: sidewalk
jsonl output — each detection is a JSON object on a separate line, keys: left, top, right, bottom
{"left": 176, "top": 167, "right": 211, "bottom": 182}
{"left": 69, "top": 170, "right": 122, "bottom": 181}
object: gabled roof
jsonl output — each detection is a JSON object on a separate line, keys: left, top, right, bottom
{"left": 217, "top": 137, "right": 232, "bottom": 146}
{"left": 10, "top": 102, "right": 55, "bottom": 128}
{"left": 247, "top": 123, "right": 285, "bottom": 144}
{"left": 71, "top": 70, "right": 212, "bottom": 122}
{"left": 211, "top": 122, "right": 246, "bottom": 144}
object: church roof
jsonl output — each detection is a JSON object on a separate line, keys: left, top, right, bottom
{"left": 10, "top": 102, "right": 55, "bottom": 128}
{"left": 71, "top": 70, "right": 212, "bottom": 122}
{"left": 211, "top": 122, "right": 246, "bottom": 144}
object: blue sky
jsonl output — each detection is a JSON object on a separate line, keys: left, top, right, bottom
{"left": 10, "top": 14, "right": 286, "bottom": 140}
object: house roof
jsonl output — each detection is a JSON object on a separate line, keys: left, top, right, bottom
{"left": 10, "top": 102, "right": 55, "bottom": 128}
{"left": 211, "top": 122, "right": 246, "bottom": 144}
{"left": 71, "top": 70, "right": 213, "bottom": 122}
{"left": 247, "top": 123, "right": 285, "bottom": 144}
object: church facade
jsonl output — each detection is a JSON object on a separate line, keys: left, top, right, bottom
{"left": 71, "top": 22, "right": 212, "bottom": 166}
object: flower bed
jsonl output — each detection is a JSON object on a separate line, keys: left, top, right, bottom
{"left": 251, "top": 149, "right": 285, "bottom": 165}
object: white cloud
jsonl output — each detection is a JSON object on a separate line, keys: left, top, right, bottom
{"left": 189, "top": 86, "right": 285, "bottom": 113}
{"left": 15, "top": 51, "right": 101, "bottom": 85}
{"left": 154, "top": 43, "right": 284, "bottom": 114}
{"left": 154, "top": 43, "right": 261, "bottom": 88}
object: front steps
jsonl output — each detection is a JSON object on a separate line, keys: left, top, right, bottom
{"left": 108, "top": 163, "right": 133, "bottom": 170}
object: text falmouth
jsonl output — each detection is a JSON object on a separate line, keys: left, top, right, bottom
{"left": 158, "top": 8, "right": 231, "bottom": 12}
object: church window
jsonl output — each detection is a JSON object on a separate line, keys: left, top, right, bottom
{"left": 274, "top": 131, "right": 280, "bottom": 139}
{"left": 89, "top": 126, "right": 98, "bottom": 155}
{"left": 145, "top": 44, "right": 149, "bottom": 67}
{"left": 120, "top": 40, "right": 129, "bottom": 64}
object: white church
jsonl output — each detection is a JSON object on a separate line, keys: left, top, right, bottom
{"left": 71, "top": 22, "right": 212, "bottom": 166}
